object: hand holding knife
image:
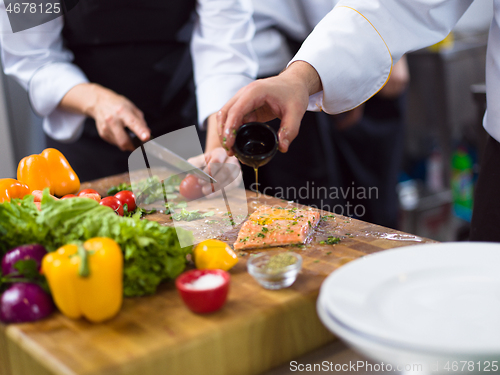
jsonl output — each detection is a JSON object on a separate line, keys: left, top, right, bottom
{"left": 127, "top": 130, "right": 216, "bottom": 183}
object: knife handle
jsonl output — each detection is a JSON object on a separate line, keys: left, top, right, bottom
{"left": 127, "top": 129, "right": 144, "bottom": 149}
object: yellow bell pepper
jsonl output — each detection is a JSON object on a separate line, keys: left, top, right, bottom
{"left": 0, "top": 178, "right": 30, "bottom": 203}
{"left": 17, "top": 148, "right": 80, "bottom": 196}
{"left": 193, "top": 239, "right": 238, "bottom": 271}
{"left": 42, "top": 237, "right": 123, "bottom": 323}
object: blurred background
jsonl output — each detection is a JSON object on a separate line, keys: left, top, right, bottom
{"left": 0, "top": 0, "right": 494, "bottom": 241}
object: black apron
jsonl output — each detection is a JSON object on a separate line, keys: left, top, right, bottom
{"left": 46, "top": 0, "right": 198, "bottom": 182}
{"left": 470, "top": 135, "right": 500, "bottom": 241}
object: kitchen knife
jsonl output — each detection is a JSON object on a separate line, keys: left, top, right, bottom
{"left": 129, "top": 130, "right": 237, "bottom": 228}
{"left": 128, "top": 131, "right": 216, "bottom": 183}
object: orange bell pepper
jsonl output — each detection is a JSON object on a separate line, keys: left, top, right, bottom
{"left": 17, "top": 148, "right": 80, "bottom": 196}
{"left": 0, "top": 178, "right": 30, "bottom": 203}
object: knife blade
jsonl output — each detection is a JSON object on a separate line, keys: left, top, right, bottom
{"left": 128, "top": 131, "right": 216, "bottom": 183}
{"left": 128, "top": 130, "right": 236, "bottom": 228}
{"left": 145, "top": 141, "right": 217, "bottom": 183}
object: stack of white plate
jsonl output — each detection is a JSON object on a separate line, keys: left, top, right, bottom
{"left": 317, "top": 242, "right": 500, "bottom": 374}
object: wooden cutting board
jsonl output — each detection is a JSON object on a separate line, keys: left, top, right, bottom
{"left": 0, "top": 173, "right": 435, "bottom": 375}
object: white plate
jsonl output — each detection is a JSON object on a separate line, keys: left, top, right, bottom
{"left": 319, "top": 242, "right": 500, "bottom": 355}
{"left": 317, "top": 298, "right": 444, "bottom": 373}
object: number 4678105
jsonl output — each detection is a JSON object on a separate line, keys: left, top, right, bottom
{"left": 6, "top": 3, "right": 61, "bottom": 14}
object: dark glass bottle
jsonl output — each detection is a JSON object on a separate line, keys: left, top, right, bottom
{"left": 233, "top": 122, "right": 278, "bottom": 168}
{"left": 234, "top": 122, "right": 278, "bottom": 207}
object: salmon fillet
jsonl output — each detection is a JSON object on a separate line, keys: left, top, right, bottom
{"left": 234, "top": 205, "right": 321, "bottom": 250}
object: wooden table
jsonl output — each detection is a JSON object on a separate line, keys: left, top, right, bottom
{"left": 0, "top": 174, "right": 435, "bottom": 375}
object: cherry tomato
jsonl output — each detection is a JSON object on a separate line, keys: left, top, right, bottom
{"left": 61, "top": 194, "right": 77, "bottom": 200}
{"left": 179, "top": 174, "right": 204, "bottom": 200}
{"left": 114, "top": 191, "right": 136, "bottom": 211}
{"left": 78, "top": 189, "right": 99, "bottom": 196}
{"left": 77, "top": 189, "right": 101, "bottom": 202}
{"left": 99, "top": 196, "right": 124, "bottom": 216}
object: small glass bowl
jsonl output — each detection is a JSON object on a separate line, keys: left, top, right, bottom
{"left": 247, "top": 251, "right": 302, "bottom": 290}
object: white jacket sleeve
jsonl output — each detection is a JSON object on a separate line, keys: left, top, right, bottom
{"left": 192, "top": 0, "right": 258, "bottom": 128}
{"left": 290, "top": 0, "right": 474, "bottom": 114}
{"left": 0, "top": 8, "right": 88, "bottom": 142}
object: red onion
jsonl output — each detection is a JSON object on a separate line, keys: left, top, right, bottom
{"left": 1, "top": 244, "right": 47, "bottom": 275}
{"left": 0, "top": 283, "right": 54, "bottom": 323}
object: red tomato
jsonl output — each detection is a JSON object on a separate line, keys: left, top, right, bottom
{"left": 114, "top": 191, "right": 136, "bottom": 211}
{"left": 78, "top": 189, "right": 99, "bottom": 196}
{"left": 179, "top": 174, "right": 204, "bottom": 200}
{"left": 80, "top": 193, "right": 101, "bottom": 202}
{"left": 77, "top": 189, "right": 101, "bottom": 202}
{"left": 100, "top": 196, "right": 124, "bottom": 216}
{"left": 61, "top": 194, "right": 77, "bottom": 200}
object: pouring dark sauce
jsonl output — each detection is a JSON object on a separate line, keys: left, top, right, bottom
{"left": 234, "top": 122, "right": 278, "bottom": 199}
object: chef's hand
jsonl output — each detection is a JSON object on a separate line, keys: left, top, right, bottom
{"left": 217, "top": 61, "right": 322, "bottom": 155}
{"left": 188, "top": 147, "right": 242, "bottom": 197}
{"left": 59, "top": 83, "right": 151, "bottom": 151}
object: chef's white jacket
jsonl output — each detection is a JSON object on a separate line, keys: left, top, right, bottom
{"left": 0, "top": 0, "right": 257, "bottom": 142}
{"left": 252, "top": 0, "right": 340, "bottom": 77}
{"left": 290, "top": 0, "right": 499, "bottom": 144}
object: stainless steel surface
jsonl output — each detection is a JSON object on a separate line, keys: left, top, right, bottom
{"left": 144, "top": 140, "right": 216, "bottom": 183}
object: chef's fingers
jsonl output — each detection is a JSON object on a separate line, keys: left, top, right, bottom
{"left": 95, "top": 116, "right": 132, "bottom": 151}
{"left": 201, "top": 165, "right": 243, "bottom": 196}
{"left": 200, "top": 157, "right": 241, "bottom": 195}
{"left": 108, "top": 118, "right": 135, "bottom": 151}
{"left": 220, "top": 81, "right": 266, "bottom": 154}
{"left": 242, "top": 110, "right": 258, "bottom": 124}
{"left": 217, "top": 88, "right": 243, "bottom": 151}
{"left": 187, "top": 153, "right": 208, "bottom": 169}
{"left": 212, "top": 162, "right": 240, "bottom": 189}
{"left": 216, "top": 110, "right": 226, "bottom": 138}
{"left": 277, "top": 106, "right": 303, "bottom": 153}
{"left": 194, "top": 148, "right": 226, "bottom": 186}
{"left": 95, "top": 119, "right": 115, "bottom": 146}
{"left": 200, "top": 164, "right": 237, "bottom": 193}
{"left": 187, "top": 153, "right": 219, "bottom": 189}
{"left": 121, "top": 107, "right": 150, "bottom": 142}
{"left": 200, "top": 149, "right": 229, "bottom": 185}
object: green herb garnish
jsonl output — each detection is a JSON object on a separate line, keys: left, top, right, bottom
{"left": 172, "top": 208, "right": 215, "bottom": 221}
{"left": 325, "top": 236, "right": 341, "bottom": 245}
{"left": 321, "top": 214, "right": 335, "bottom": 221}
{"left": 106, "top": 182, "right": 132, "bottom": 196}
{"left": 263, "top": 253, "right": 297, "bottom": 274}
